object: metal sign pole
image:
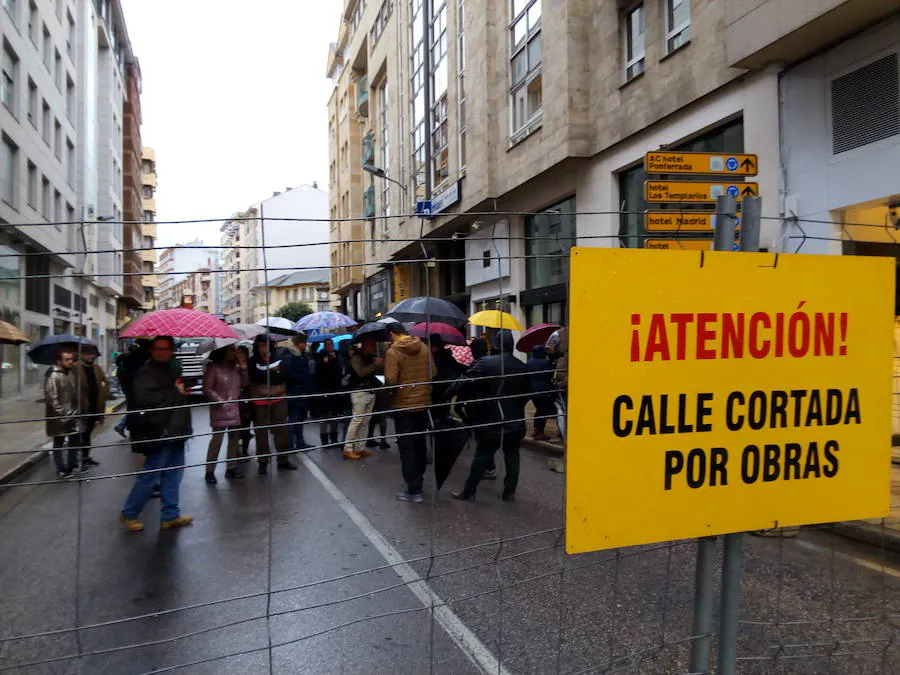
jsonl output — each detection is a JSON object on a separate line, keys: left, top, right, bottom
{"left": 716, "top": 195, "right": 761, "bottom": 675}
{"left": 688, "top": 194, "right": 738, "bottom": 674}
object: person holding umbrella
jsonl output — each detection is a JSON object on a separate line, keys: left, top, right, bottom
{"left": 448, "top": 330, "right": 530, "bottom": 503}
{"left": 72, "top": 346, "right": 109, "bottom": 466}
{"left": 313, "top": 338, "right": 344, "bottom": 447}
{"left": 248, "top": 334, "right": 296, "bottom": 473}
{"left": 202, "top": 345, "right": 247, "bottom": 484}
{"left": 44, "top": 346, "right": 81, "bottom": 479}
{"left": 384, "top": 322, "right": 436, "bottom": 503}
{"left": 120, "top": 336, "right": 194, "bottom": 532}
{"left": 526, "top": 345, "right": 557, "bottom": 442}
{"left": 281, "top": 333, "right": 314, "bottom": 451}
{"left": 342, "top": 336, "right": 384, "bottom": 460}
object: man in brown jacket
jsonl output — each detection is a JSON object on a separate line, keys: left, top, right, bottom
{"left": 384, "top": 322, "right": 435, "bottom": 502}
{"left": 45, "top": 346, "right": 80, "bottom": 478}
{"left": 73, "top": 347, "right": 108, "bottom": 466}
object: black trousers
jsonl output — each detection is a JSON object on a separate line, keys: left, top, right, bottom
{"left": 464, "top": 429, "right": 524, "bottom": 495}
{"left": 80, "top": 416, "right": 99, "bottom": 459}
{"left": 393, "top": 410, "right": 429, "bottom": 494}
{"left": 532, "top": 395, "right": 557, "bottom": 434}
{"left": 52, "top": 434, "right": 80, "bottom": 473}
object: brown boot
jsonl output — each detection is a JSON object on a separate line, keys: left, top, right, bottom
{"left": 342, "top": 449, "right": 362, "bottom": 460}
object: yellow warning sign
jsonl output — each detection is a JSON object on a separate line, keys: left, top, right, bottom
{"left": 566, "top": 249, "right": 894, "bottom": 553}
{"left": 645, "top": 181, "right": 759, "bottom": 203}
{"left": 645, "top": 152, "right": 759, "bottom": 176}
{"left": 645, "top": 239, "right": 713, "bottom": 251}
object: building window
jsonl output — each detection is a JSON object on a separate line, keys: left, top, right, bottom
{"left": 66, "top": 10, "right": 74, "bottom": 56}
{"left": 618, "top": 117, "right": 743, "bottom": 248}
{"left": 410, "top": 0, "right": 427, "bottom": 200}
{"left": 370, "top": 0, "right": 392, "bottom": 49}
{"left": 54, "top": 49, "right": 61, "bottom": 90}
{"left": 42, "top": 24, "right": 50, "bottom": 70}
{"left": 663, "top": 0, "right": 690, "bottom": 54}
{"left": 53, "top": 119, "right": 61, "bottom": 159}
{"left": 53, "top": 189, "right": 61, "bottom": 223}
{"left": 28, "top": 1, "right": 37, "bottom": 45}
{"left": 623, "top": 3, "right": 644, "bottom": 82}
{"left": 66, "top": 138, "right": 74, "bottom": 186}
{"left": 26, "top": 160, "right": 36, "bottom": 206}
{"left": 66, "top": 75, "right": 74, "bottom": 119}
{"left": 458, "top": 0, "right": 466, "bottom": 172}
{"left": 25, "top": 253, "right": 50, "bottom": 314}
{"left": 378, "top": 79, "right": 391, "bottom": 223}
{"left": 1, "top": 41, "right": 17, "bottom": 113}
{"left": 1, "top": 135, "right": 17, "bottom": 206}
{"left": 40, "top": 175, "right": 49, "bottom": 218}
{"left": 41, "top": 99, "right": 50, "bottom": 145}
{"left": 525, "top": 196, "right": 576, "bottom": 290}
{"left": 509, "top": 0, "right": 542, "bottom": 138}
{"left": 430, "top": 0, "right": 449, "bottom": 188}
{"left": 2, "top": 0, "right": 14, "bottom": 19}
{"left": 27, "top": 77, "right": 37, "bottom": 126}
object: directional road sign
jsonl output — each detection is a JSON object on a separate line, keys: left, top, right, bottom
{"left": 645, "top": 181, "right": 759, "bottom": 204}
{"left": 645, "top": 239, "right": 714, "bottom": 251}
{"left": 645, "top": 152, "right": 758, "bottom": 176}
{"left": 644, "top": 212, "right": 742, "bottom": 232}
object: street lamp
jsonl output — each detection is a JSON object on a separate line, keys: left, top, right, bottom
{"left": 363, "top": 163, "right": 408, "bottom": 195}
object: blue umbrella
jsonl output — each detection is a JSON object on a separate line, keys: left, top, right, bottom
{"left": 27, "top": 334, "right": 98, "bottom": 365}
{"left": 308, "top": 333, "right": 337, "bottom": 344}
{"left": 293, "top": 311, "right": 357, "bottom": 333}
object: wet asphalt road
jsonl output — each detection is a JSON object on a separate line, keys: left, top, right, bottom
{"left": 0, "top": 407, "right": 898, "bottom": 674}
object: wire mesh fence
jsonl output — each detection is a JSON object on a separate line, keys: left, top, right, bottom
{"left": 0, "top": 210, "right": 897, "bottom": 674}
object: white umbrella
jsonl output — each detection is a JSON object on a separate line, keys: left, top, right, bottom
{"left": 255, "top": 316, "right": 296, "bottom": 333}
{"left": 197, "top": 324, "right": 266, "bottom": 355}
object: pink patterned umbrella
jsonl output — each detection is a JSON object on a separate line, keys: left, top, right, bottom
{"left": 119, "top": 308, "right": 239, "bottom": 339}
{"left": 448, "top": 344, "right": 474, "bottom": 367}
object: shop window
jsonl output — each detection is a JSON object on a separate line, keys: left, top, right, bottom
{"left": 525, "top": 196, "right": 576, "bottom": 290}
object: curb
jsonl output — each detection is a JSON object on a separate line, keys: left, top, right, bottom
{"left": 0, "top": 400, "right": 126, "bottom": 488}
{"left": 521, "top": 437, "right": 564, "bottom": 457}
{"left": 824, "top": 521, "right": 900, "bottom": 555}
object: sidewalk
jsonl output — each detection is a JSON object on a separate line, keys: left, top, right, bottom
{"left": 522, "top": 414, "right": 900, "bottom": 553}
{"left": 0, "top": 389, "right": 125, "bottom": 485}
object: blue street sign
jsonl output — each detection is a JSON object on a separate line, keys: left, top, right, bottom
{"left": 416, "top": 200, "right": 432, "bottom": 215}
{"left": 726, "top": 185, "right": 740, "bottom": 197}
{"left": 725, "top": 157, "right": 739, "bottom": 172}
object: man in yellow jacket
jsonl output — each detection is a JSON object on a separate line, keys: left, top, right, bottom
{"left": 384, "top": 322, "right": 435, "bottom": 502}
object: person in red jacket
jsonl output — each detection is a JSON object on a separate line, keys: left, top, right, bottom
{"left": 202, "top": 345, "right": 248, "bottom": 484}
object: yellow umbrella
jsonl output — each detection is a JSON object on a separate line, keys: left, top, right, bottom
{"left": 0, "top": 320, "right": 30, "bottom": 345}
{"left": 468, "top": 310, "right": 523, "bottom": 331}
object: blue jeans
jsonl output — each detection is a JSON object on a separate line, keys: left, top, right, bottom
{"left": 122, "top": 441, "right": 185, "bottom": 522}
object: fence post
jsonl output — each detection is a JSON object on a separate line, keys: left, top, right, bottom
{"left": 688, "top": 194, "right": 739, "bottom": 674}
{"left": 716, "top": 195, "right": 761, "bottom": 675}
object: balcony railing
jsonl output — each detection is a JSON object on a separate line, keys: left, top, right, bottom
{"left": 357, "top": 75, "right": 369, "bottom": 116}
{"left": 363, "top": 185, "right": 376, "bottom": 219}
{"left": 362, "top": 131, "right": 375, "bottom": 165}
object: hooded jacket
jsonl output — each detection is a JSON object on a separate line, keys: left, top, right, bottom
{"left": 203, "top": 359, "right": 248, "bottom": 428}
{"left": 447, "top": 331, "right": 529, "bottom": 434}
{"left": 384, "top": 335, "right": 435, "bottom": 411}
{"left": 128, "top": 359, "right": 193, "bottom": 453}
{"left": 44, "top": 365, "right": 79, "bottom": 437}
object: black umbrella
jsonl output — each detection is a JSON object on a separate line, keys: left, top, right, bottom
{"left": 432, "top": 418, "right": 470, "bottom": 489}
{"left": 27, "top": 334, "right": 98, "bottom": 365}
{"left": 385, "top": 297, "right": 468, "bottom": 328}
{"left": 355, "top": 321, "right": 389, "bottom": 342}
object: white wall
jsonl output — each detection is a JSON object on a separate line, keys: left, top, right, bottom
{"left": 258, "top": 185, "right": 330, "bottom": 284}
{"left": 780, "top": 15, "right": 900, "bottom": 255}
{"left": 575, "top": 72, "right": 782, "bottom": 251}
{"left": 465, "top": 219, "right": 511, "bottom": 291}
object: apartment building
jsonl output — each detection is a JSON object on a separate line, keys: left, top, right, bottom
{"left": 119, "top": 55, "right": 142, "bottom": 320}
{"left": 140, "top": 145, "right": 157, "bottom": 308}
{"left": 327, "top": 0, "right": 900, "bottom": 326}
{"left": 255, "top": 271, "right": 331, "bottom": 315}
{"left": 156, "top": 240, "right": 219, "bottom": 310}
{"left": 219, "top": 186, "right": 330, "bottom": 323}
{"left": 1, "top": 0, "right": 137, "bottom": 395}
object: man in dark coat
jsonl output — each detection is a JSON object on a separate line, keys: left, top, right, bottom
{"left": 448, "top": 330, "right": 530, "bottom": 502}
{"left": 526, "top": 345, "right": 557, "bottom": 441}
{"left": 114, "top": 339, "right": 151, "bottom": 437}
{"left": 281, "top": 333, "right": 314, "bottom": 450}
{"left": 119, "top": 336, "right": 194, "bottom": 532}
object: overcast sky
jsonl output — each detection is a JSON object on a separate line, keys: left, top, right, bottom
{"left": 120, "top": 1, "right": 342, "bottom": 248}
